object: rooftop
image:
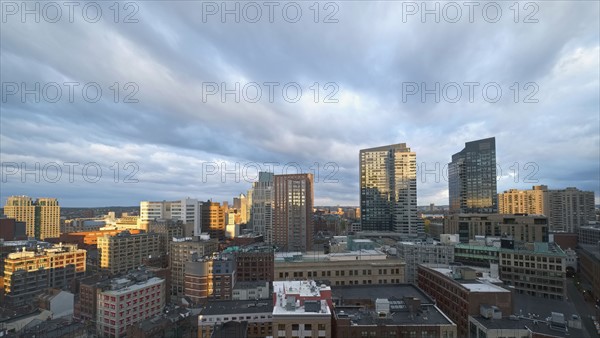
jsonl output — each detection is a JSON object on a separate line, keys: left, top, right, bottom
{"left": 200, "top": 300, "right": 274, "bottom": 316}
{"left": 274, "top": 249, "right": 387, "bottom": 262}
{"left": 332, "top": 285, "right": 454, "bottom": 327}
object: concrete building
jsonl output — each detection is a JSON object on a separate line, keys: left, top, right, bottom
{"left": 251, "top": 172, "right": 274, "bottom": 244}
{"left": 273, "top": 173, "right": 314, "bottom": 251}
{"left": 577, "top": 243, "right": 600, "bottom": 311}
{"left": 454, "top": 242, "right": 500, "bottom": 267}
{"left": 169, "top": 235, "right": 218, "bottom": 298}
{"left": 4, "top": 195, "right": 61, "bottom": 240}
{"left": 97, "top": 231, "right": 161, "bottom": 275}
{"left": 234, "top": 245, "right": 275, "bottom": 283}
{"left": 274, "top": 250, "right": 405, "bottom": 286}
{"left": 96, "top": 271, "right": 166, "bottom": 338}
{"left": 499, "top": 185, "right": 595, "bottom": 232}
{"left": 448, "top": 137, "right": 497, "bottom": 214}
{"left": 499, "top": 240, "right": 567, "bottom": 300}
{"left": 198, "top": 299, "right": 273, "bottom": 338}
{"left": 184, "top": 253, "right": 236, "bottom": 304}
{"left": 75, "top": 274, "right": 110, "bottom": 321}
{"left": 396, "top": 241, "right": 455, "bottom": 284}
{"left": 579, "top": 225, "right": 600, "bottom": 246}
{"left": 139, "top": 198, "right": 201, "bottom": 234}
{"left": 233, "top": 193, "right": 248, "bottom": 224}
{"left": 445, "top": 213, "right": 548, "bottom": 243}
{"left": 3, "top": 243, "right": 86, "bottom": 306}
{"left": 359, "top": 143, "right": 422, "bottom": 236}
{"left": 201, "top": 201, "right": 226, "bottom": 241}
{"left": 417, "top": 264, "right": 512, "bottom": 337}
{"left": 332, "top": 284, "right": 457, "bottom": 338}
{"left": 272, "top": 280, "right": 333, "bottom": 338}
{"left": 232, "top": 281, "right": 270, "bottom": 300}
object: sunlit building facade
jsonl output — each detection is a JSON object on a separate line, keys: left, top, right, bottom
{"left": 4, "top": 195, "right": 60, "bottom": 240}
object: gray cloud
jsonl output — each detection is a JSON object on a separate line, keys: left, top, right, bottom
{"left": 1, "top": 1, "right": 598, "bottom": 207}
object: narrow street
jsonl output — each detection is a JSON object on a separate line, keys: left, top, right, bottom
{"left": 567, "top": 278, "right": 599, "bottom": 337}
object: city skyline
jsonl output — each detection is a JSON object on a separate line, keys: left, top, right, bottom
{"left": 1, "top": 2, "right": 599, "bottom": 207}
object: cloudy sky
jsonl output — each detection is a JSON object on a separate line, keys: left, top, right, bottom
{"left": 1, "top": 1, "right": 599, "bottom": 207}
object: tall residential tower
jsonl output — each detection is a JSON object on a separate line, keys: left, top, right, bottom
{"left": 359, "top": 143, "right": 422, "bottom": 236}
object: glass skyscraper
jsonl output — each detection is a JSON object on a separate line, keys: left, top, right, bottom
{"left": 448, "top": 137, "right": 497, "bottom": 214}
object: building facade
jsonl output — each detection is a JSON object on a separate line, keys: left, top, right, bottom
{"left": 417, "top": 264, "right": 512, "bottom": 337}
{"left": 396, "top": 241, "right": 455, "bottom": 284}
{"left": 274, "top": 251, "right": 405, "bottom": 286}
{"left": 201, "top": 201, "right": 226, "bottom": 241}
{"left": 273, "top": 173, "right": 314, "bottom": 251}
{"left": 359, "top": 143, "right": 422, "bottom": 236}
{"left": 169, "top": 235, "right": 219, "bottom": 298}
{"left": 445, "top": 213, "right": 548, "bottom": 243}
{"left": 251, "top": 172, "right": 274, "bottom": 244}
{"left": 97, "top": 231, "right": 161, "bottom": 275}
{"left": 184, "top": 255, "right": 236, "bottom": 304}
{"left": 3, "top": 243, "right": 86, "bottom": 306}
{"left": 499, "top": 185, "right": 595, "bottom": 232}
{"left": 96, "top": 274, "right": 166, "bottom": 338}
{"left": 448, "top": 137, "right": 497, "bottom": 214}
{"left": 4, "top": 195, "right": 60, "bottom": 240}
{"left": 139, "top": 198, "right": 201, "bottom": 234}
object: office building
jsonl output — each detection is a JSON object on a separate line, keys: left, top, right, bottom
{"left": 448, "top": 137, "right": 497, "bottom": 214}
{"left": 198, "top": 299, "right": 273, "bottom": 338}
{"left": 273, "top": 173, "right": 314, "bottom": 251}
{"left": 359, "top": 143, "right": 422, "bottom": 236}
{"left": 0, "top": 217, "right": 26, "bottom": 241}
{"left": 332, "top": 284, "right": 457, "bottom": 338}
{"left": 499, "top": 240, "right": 567, "bottom": 300}
{"left": 417, "top": 264, "right": 512, "bottom": 337}
{"left": 232, "top": 281, "right": 270, "bottom": 301}
{"left": 3, "top": 243, "right": 86, "bottom": 306}
{"left": 233, "top": 193, "right": 248, "bottom": 224}
{"left": 169, "top": 235, "right": 219, "bottom": 298}
{"left": 272, "top": 280, "right": 332, "bottom": 338}
{"left": 139, "top": 198, "right": 201, "bottom": 234}
{"left": 251, "top": 172, "right": 274, "bottom": 244}
{"left": 201, "top": 201, "right": 226, "bottom": 241}
{"left": 96, "top": 271, "right": 166, "bottom": 338}
{"left": 184, "top": 253, "right": 236, "bottom": 304}
{"left": 4, "top": 195, "right": 60, "bottom": 240}
{"left": 97, "top": 231, "right": 161, "bottom": 275}
{"left": 445, "top": 213, "right": 548, "bottom": 243}
{"left": 396, "top": 241, "right": 455, "bottom": 284}
{"left": 274, "top": 250, "right": 405, "bottom": 286}
{"left": 234, "top": 246, "right": 275, "bottom": 283}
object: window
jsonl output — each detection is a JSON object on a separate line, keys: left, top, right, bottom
{"left": 292, "top": 324, "right": 299, "bottom": 330}
{"left": 278, "top": 324, "right": 285, "bottom": 330}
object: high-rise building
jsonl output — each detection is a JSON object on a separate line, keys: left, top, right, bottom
{"left": 139, "top": 198, "right": 201, "bottom": 234}
{"left": 498, "top": 185, "right": 595, "bottom": 232}
{"left": 251, "top": 172, "right": 274, "bottom": 243}
{"left": 233, "top": 193, "right": 248, "bottom": 224}
{"left": 201, "top": 201, "right": 226, "bottom": 241}
{"left": 97, "top": 231, "right": 161, "bottom": 274}
{"left": 448, "top": 137, "right": 497, "bottom": 214}
{"left": 359, "top": 143, "right": 422, "bottom": 236}
{"left": 4, "top": 195, "right": 60, "bottom": 240}
{"left": 273, "top": 173, "right": 314, "bottom": 251}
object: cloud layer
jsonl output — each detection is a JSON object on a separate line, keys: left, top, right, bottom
{"left": 1, "top": 1, "right": 599, "bottom": 207}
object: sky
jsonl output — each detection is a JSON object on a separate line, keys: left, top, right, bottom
{"left": 1, "top": 1, "right": 599, "bottom": 207}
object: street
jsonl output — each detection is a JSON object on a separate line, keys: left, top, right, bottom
{"left": 567, "top": 278, "right": 599, "bottom": 337}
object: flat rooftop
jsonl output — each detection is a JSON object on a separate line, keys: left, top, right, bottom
{"left": 332, "top": 284, "right": 435, "bottom": 305}
{"left": 273, "top": 280, "right": 330, "bottom": 298}
{"left": 429, "top": 267, "right": 508, "bottom": 293}
{"left": 332, "top": 285, "right": 454, "bottom": 326}
{"left": 200, "top": 300, "right": 273, "bottom": 316}
{"left": 275, "top": 249, "right": 387, "bottom": 262}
